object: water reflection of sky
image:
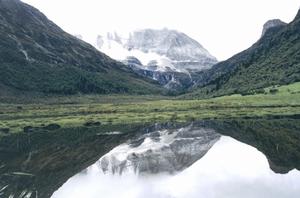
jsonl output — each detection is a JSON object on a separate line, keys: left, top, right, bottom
{"left": 52, "top": 136, "right": 300, "bottom": 198}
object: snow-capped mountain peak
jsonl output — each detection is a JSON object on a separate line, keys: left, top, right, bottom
{"left": 126, "top": 28, "right": 216, "bottom": 62}
{"left": 94, "top": 28, "right": 217, "bottom": 73}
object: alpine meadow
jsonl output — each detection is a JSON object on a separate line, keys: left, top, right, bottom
{"left": 0, "top": 0, "right": 300, "bottom": 198}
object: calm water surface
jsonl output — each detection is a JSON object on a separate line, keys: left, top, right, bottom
{"left": 1, "top": 119, "right": 300, "bottom": 198}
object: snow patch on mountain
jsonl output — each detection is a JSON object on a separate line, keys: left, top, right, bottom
{"left": 93, "top": 29, "right": 217, "bottom": 73}
{"left": 95, "top": 33, "right": 180, "bottom": 72}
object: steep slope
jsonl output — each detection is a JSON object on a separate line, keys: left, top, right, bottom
{"left": 93, "top": 29, "right": 217, "bottom": 91}
{"left": 96, "top": 29, "right": 217, "bottom": 72}
{"left": 261, "top": 19, "right": 287, "bottom": 36}
{"left": 189, "top": 10, "right": 300, "bottom": 98}
{"left": 0, "top": 0, "right": 163, "bottom": 96}
{"left": 125, "top": 28, "right": 218, "bottom": 72}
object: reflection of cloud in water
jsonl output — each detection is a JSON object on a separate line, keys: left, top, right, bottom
{"left": 52, "top": 137, "right": 300, "bottom": 198}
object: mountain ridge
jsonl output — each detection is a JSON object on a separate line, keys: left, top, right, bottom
{"left": 92, "top": 28, "right": 217, "bottom": 91}
{"left": 186, "top": 9, "right": 300, "bottom": 98}
{"left": 95, "top": 28, "right": 217, "bottom": 72}
{"left": 0, "top": 0, "right": 164, "bottom": 96}
{"left": 261, "top": 19, "right": 287, "bottom": 36}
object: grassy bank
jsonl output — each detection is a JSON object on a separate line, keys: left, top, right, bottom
{"left": 0, "top": 82, "right": 300, "bottom": 133}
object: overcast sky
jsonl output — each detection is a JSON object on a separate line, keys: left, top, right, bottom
{"left": 22, "top": 0, "right": 299, "bottom": 60}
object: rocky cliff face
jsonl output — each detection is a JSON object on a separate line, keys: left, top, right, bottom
{"left": 125, "top": 28, "right": 218, "bottom": 72}
{"left": 93, "top": 29, "right": 217, "bottom": 91}
{"left": 95, "top": 29, "right": 217, "bottom": 72}
{"left": 261, "top": 19, "right": 287, "bottom": 36}
{"left": 96, "top": 124, "right": 220, "bottom": 175}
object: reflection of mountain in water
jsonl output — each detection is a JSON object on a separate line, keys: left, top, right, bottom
{"left": 206, "top": 119, "right": 300, "bottom": 174}
{"left": 0, "top": 119, "right": 300, "bottom": 198}
{"left": 0, "top": 125, "right": 144, "bottom": 198}
{"left": 98, "top": 125, "right": 220, "bottom": 175}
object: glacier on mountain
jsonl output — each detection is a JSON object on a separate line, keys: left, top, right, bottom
{"left": 75, "top": 28, "right": 218, "bottom": 90}
{"left": 94, "top": 28, "right": 217, "bottom": 73}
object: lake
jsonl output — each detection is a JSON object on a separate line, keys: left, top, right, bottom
{"left": 1, "top": 119, "right": 300, "bottom": 198}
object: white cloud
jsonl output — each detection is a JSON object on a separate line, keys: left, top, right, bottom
{"left": 22, "top": 0, "right": 299, "bottom": 60}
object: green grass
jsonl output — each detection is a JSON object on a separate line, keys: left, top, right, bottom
{"left": 0, "top": 82, "right": 300, "bottom": 133}
{"left": 0, "top": 0, "right": 164, "bottom": 97}
{"left": 189, "top": 14, "right": 300, "bottom": 98}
